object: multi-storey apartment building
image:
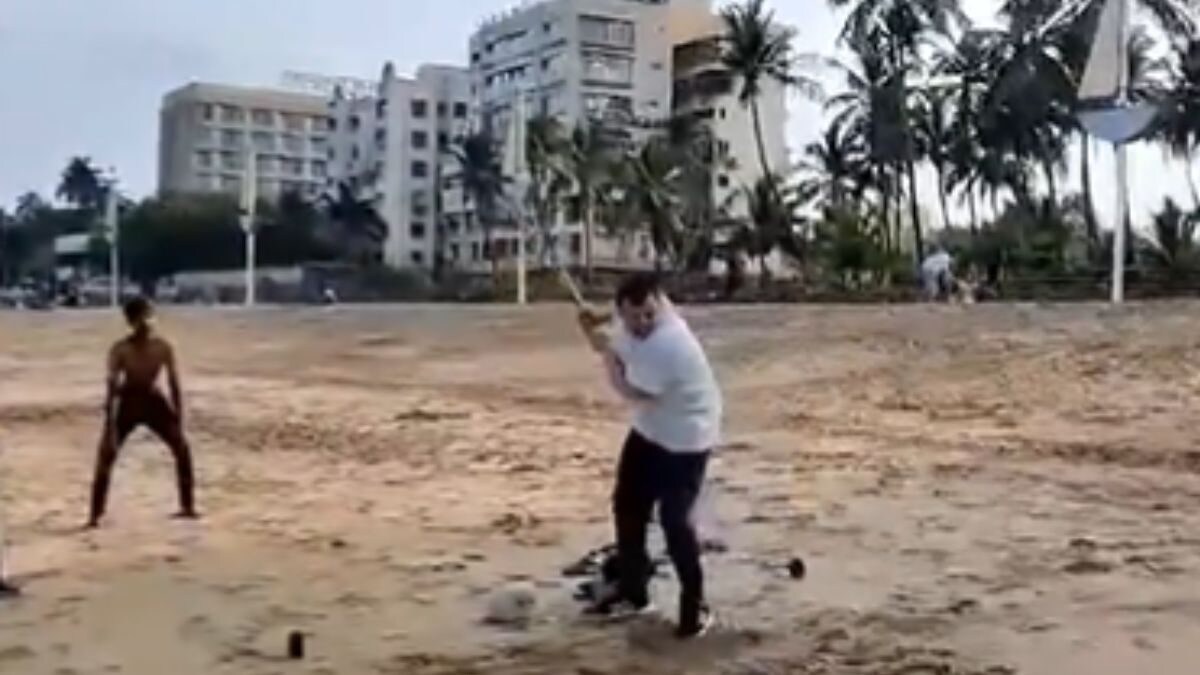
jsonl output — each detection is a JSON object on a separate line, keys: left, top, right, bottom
{"left": 158, "top": 83, "right": 330, "bottom": 199}
{"left": 325, "top": 63, "right": 473, "bottom": 269}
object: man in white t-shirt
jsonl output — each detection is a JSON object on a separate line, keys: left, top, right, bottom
{"left": 921, "top": 248, "right": 954, "bottom": 301}
{"left": 577, "top": 272, "right": 722, "bottom": 639}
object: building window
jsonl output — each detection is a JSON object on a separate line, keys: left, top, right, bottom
{"left": 252, "top": 109, "right": 274, "bottom": 126}
{"left": 256, "top": 155, "right": 277, "bottom": 174}
{"left": 328, "top": 118, "right": 338, "bottom": 131}
{"left": 438, "top": 132, "right": 449, "bottom": 150}
{"left": 719, "top": 108, "right": 726, "bottom": 119}
{"left": 328, "top": 146, "right": 336, "bottom": 160}
{"left": 472, "top": 51, "right": 481, "bottom": 63}
{"left": 376, "top": 99, "right": 388, "bottom": 118}
{"left": 252, "top": 131, "right": 274, "bottom": 151}
{"left": 717, "top": 174, "right": 730, "bottom": 188}
{"left": 351, "top": 145, "right": 360, "bottom": 161}
{"left": 220, "top": 105, "right": 245, "bottom": 124}
{"left": 453, "top": 102, "right": 468, "bottom": 118}
{"left": 437, "top": 102, "right": 448, "bottom": 118}
{"left": 445, "top": 216, "right": 460, "bottom": 233}
{"left": 571, "top": 233, "right": 582, "bottom": 255}
{"left": 282, "top": 113, "right": 305, "bottom": 132}
{"left": 471, "top": 242, "right": 481, "bottom": 260}
{"left": 412, "top": 197, "right": 429, "bottom": 218}
{"left": 195, "top": 151, "right": 213, "bottom": 168}
{"left": 201, "top": 103, "right": 215, "bottom": 121}
{"left": 543, "top": 20, "right": 553, "bottom": 33}
{"left": 349, "top": 115, "right": 361, "bottom": 131}
{"left": 582, "top": 51, "right": 634, "bottom": 85}
{"left": 311, "top": 161, "right": 327, "bottom": 178}
{"left": 221, "top": 129, "right": 244, "bottom": 148}
{"left": 411, "top": 251, "right": 424, "bottom": 265}
{"left": 411, "top": 161, "right": 428, "bottom": 178}
{"left": 450, "top": 243, "right": 460, "bottom": 260}
{"left": 311, "top": 136, "right": 327, "bottom": 153}
{"left": 411, "top": 99, "right": 428, "bottom": 118}
{"left": 282, "top": 134, "right": 303, "bottom": 154}
{"left": 312, "top": 115, "right": 328, "bottom": 130}
{"left": 375, "top": 127, "right": 387, "bottom": 150}
{"left": 579, "top": 15, "right": 635, "bottom": 48}
{"left": 412, "top": 130, "right": 429, "bottom": 149}
{"left": 410, "top": 222, "right": 427, "bottom": 239}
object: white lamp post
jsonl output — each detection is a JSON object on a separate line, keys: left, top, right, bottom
{"left": 240, "top": 152, "right": 258, "bottom": 306}
{"left": 104, "top": 178, "right": 120, "bottom": 307}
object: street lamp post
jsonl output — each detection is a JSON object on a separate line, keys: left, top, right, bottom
{"left": 240, "top": 152, "right": 258, "bottom": 307}
{"left": 104, "top": 179, "right": 120, "bottom": 307}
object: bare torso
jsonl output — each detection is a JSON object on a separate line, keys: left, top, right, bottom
{"left": 111, "top": 335, "right": 173, "bottom": 393}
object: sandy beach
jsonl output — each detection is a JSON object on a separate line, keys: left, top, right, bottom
{"left": 0, "top": 302, "right": 1198, "bottom": 674}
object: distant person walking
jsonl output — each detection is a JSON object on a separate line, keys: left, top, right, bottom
{"left": 87, "top": 297, "right": 197, "bottom": 528}
{"left": 920, "top": 248, "right": 955, "bottom": 302}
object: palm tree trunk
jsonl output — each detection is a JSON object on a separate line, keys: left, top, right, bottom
{"left": 750, "top": 97, "right": 773, "bottom": 182}
{"left": 968, "top": 189, "right": 979, "bottom": 235}
{"left": 1185, "top": 149, "right": 1200, "bottom": 211}
{"left": 1080, "top": 132, "right": 1099, "bottom": 246}
{"left": 1042, "top": 157, "right": 1058, "bottom": 209}
{"left": 905, "top": 159, "right": 924, "bottom": 261}
{"left": 880, "top": 183, "right": 892, "bottom": 253}
{"left": 936, "top": 166, "right": 951, "bottom": 230}
{"left": 583, "top": 201, "right": 594, "bottom": 283}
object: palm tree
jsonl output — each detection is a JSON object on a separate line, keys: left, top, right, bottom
{"left": 829, "top": 0, "right": 967, "bottom": 260}
{"left": 723, "top": 174, "right": 804, "bottom": 282}
{"left": 613, "top": 138, "right": 685, "bottom": 271}
{"left": 912, "top": 87, "right": 956, "bottom": 230}
{"left": 1142, "top": 197, "right": 1199, "bottom": 281}
{"left": 322, "top": 182, "right": 388, "bottom": 265}
{"left": 1157, "top": 39, "right": 1200, "bottom": 209}
{"left": 719, "top": 0, "right": 818, "bottom": 182}
{"left": 563, "top": 122, "right": 616, "bottom": 280}
{"left": 524, "top": 115, "right": 570, "bottom": 266}
{"left": 796, "top": 117, "right": 866, "bottom": 211}
{"left": 448, "top": 130, "right": 505, "bottom": 275}
{"left": 57, "top": 157, "right": 106, "bottom": 212}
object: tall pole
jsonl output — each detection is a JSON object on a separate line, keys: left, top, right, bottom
{"left": 241, "top": 152, "right": 258, "bottom": 307}
{"left": 1111, "top": 0, "right": 1130, "bottom": 304}
{"left": 1113, "top": 144, "right": 1129, "bottom": 303}
{"left": 105, "top": 183, "right": 120, "bottom": 307}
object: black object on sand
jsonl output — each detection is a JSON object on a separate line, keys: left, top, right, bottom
{"left": 0, "top": 580, "right": 19, "bottom": 599}
{"left": 788, "top": 557, "right": 807, "bottom": 580}
{"left": 287, "top": 631, "right": 305, "bottom": 659}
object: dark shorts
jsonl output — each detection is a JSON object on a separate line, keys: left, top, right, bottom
{"left": 113, "top": 389, "right": 181, "bottom": 444}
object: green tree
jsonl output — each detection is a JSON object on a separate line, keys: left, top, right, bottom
{"left": 322, "top": 182, "right": 389, "bottom": 265}
{"left": 719, "top": 0, "right": 818, "bottom": 183}
{"left": 563, "top": 122, "right": 617, "bottom": 280}
{"left": 448, "top": 130, "right": 506, "bottom": 275}
{"left": 524, "top": 115, "right": 571, "bottom": 266}
{"left": 57, "top": 157, "right": 106, "bottom": 212}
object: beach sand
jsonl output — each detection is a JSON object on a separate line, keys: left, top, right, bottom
{"left": 0, "top": 302, "right": 1198, "bottom": 674}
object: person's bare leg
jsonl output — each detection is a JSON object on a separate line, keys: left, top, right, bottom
{"left": 159, "top": 426, "right": 197, "bottom": 519}
{"left": 87, "top": 433, "right": 120, "bottom": 528}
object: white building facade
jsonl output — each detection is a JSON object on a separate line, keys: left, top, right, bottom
{"left": 326, "top": 64, "right": 472, "bottom": 268}
{"left": 158, "top": 83, "right": 330, "bottom": 199}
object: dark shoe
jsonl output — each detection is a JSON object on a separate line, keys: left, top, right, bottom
{"left": 675, "top": 605, "right": 713, "bottom": 639}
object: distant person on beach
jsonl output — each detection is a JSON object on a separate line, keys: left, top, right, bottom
{"left": 921, "top": 247, "right": 955, "bottom": 302}
{"left": 576, "top": 273, "right": 722, "bottom": 639}
{"left": 87, "top": 297, "right": 197, "bottom": 528}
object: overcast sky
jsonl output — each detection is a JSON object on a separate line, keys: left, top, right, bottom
{"left": 0, "top": 0, "right": 1189, "bottom": 225}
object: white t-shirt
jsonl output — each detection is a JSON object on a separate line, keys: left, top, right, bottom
{"left": 610, "top": 307, "right": 722, "bottom": 453}
{"left": 921, "top": 251, "right": 952, "bottom": 279}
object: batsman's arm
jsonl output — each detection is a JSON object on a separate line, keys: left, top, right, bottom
{"left": 103, "top": 345, "right": 121, "bottom": 430}
{"left": 602, "top": 351, "right": 655, "bottom": 403}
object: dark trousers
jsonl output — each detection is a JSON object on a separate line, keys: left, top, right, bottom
{"left": 90, "top": 389, "right": 195, "bottom": 523}
{"left": 613, "top": 430, "right": 709, "bottom": 621}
